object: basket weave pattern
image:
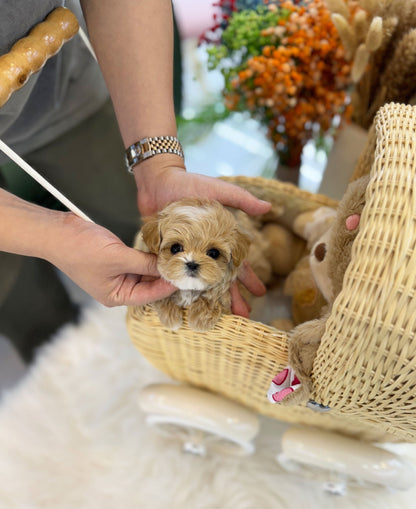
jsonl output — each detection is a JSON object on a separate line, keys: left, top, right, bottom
{"left": 312, "top": 103, "right": 416, "bottom": 441}
{"left": 128, "top": 104, "right": 416, "bottom": 443}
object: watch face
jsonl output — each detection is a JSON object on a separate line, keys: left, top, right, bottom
{"left": 127, "top": 145, "right": 141, "bottom": 164}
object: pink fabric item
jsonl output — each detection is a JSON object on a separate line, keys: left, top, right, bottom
{"left": 267, "top": 366, "right": 301, "bottom": 403}
{"left": 272, "top": 368, "right": 289, "bottom": 386}
{"left": 271, "top": 387, "right": 294, "bottom": 402}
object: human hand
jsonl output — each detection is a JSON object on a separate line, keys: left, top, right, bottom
{"left": 230, "top": 260, "right": 267, "bottom": 318}
{"left": 132, "top": 156, "right": 271, "bottom": 217}
{"left": 46, "top": 213, "right": 176, "bottom": 307}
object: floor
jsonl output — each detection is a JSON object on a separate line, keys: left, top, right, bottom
{"left": 4, "top": 302, "right": 414, "bottom": 508}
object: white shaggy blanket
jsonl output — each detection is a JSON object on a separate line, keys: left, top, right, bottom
{"left": 0, "top": 303, "right": 416, "bottom": 509}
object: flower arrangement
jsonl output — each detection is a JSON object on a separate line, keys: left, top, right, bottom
{"left": 203, "top": 0, "right": 352, "bottom": 169}
{"left": 326, "top": 0, "right": 416, "bottom": 129}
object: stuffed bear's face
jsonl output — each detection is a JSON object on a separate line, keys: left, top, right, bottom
{"left": 310, "top": 211, "right": 363, "bottom": 304}
{"left": 308, "top": 176, "right": 370, "bottom": 306}
{"left": 310, "top": 228, "right": 334, "bottom": 303}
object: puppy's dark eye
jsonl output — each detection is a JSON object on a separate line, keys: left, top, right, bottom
{"left": 207, "top": 248, "right": 220, "bottom": 259}
{"left": 170, "top": 243, "right": 183, "bottom": 255}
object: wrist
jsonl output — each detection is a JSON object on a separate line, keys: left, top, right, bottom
{"left": 39, "top": 211, "right": 81, "bottom": 264}
{"left": 125, "top": 135, "right": 184, "bottom": 174}
{"left": 132, "top": 152, "right": 186, "bottom": 181}
{"left": 131, "top": 155, "right": 187, "bottom": 216}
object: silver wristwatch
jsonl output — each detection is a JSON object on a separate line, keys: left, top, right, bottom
{"left": 124, "top": 136, "right": 184, "bottom": 173}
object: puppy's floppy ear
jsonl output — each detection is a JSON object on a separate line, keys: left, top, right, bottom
{"left": 231, "top": 226, "right": 251, "bottom": 268}
{"left": 141, "top": 217, "right": 162, "bottom": 254}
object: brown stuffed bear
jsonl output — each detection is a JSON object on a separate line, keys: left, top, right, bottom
{"left": 282, "top": 203, "right": 338, "bottom": 326}
{"left": 267, "top": 175, "right": 370, "bottom": 406}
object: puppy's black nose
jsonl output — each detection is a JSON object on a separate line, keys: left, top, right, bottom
{"left": 186, "top": 261, "right": 199, "bottom": 272}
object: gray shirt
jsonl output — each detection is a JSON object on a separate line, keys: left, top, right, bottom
{"left": 0, "top": 0, "right": 109, "bottom": 164}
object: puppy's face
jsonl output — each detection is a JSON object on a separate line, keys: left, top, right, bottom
{"left": 141, "top": 199, "right": 250, "bottom": 291}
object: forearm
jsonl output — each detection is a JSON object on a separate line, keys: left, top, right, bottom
{"left": 0, "top": 188, "right": 65, "bottom": 260}
{"left": 0, "top": 189, "right": 176, "bottom": 307}
{"left": 80, "top": 0, "right": 178, "bottom": 148}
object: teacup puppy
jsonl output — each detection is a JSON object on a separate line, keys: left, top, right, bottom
{"left": 138, "top": 198, "right": 251, "bottom": 331}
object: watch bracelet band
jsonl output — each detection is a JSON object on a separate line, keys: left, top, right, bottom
{"left": 125, "top": 135, "right": 184, "bottom": 173}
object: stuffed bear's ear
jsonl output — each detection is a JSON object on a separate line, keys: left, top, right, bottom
{"left": 141, "top": 217, "right": 162, "bottom": 254}
{"left": 231, "top": 227, "right": 251, "bottom": 268}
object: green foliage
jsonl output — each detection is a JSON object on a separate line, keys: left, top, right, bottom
{"left": 207, "top": 6, "right": 289, "bottom": 71}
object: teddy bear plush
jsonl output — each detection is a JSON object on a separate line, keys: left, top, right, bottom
{"left": 267, "top": 175, "right": 370, "bottom": 406}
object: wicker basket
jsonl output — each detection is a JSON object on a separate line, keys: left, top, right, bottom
{"left": 127, "top": 103, "right": 416, "bottom": 444}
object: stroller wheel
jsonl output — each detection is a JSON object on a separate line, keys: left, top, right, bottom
{"left": 138, "top": 383, "right": 260, "bottom": 456}
{"left": 277, "top": 426, "right": 416, "bottom": 492}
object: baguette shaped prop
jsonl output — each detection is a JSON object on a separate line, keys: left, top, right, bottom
{"left": 0, "top": 7, "right": 79, "bottom": 108}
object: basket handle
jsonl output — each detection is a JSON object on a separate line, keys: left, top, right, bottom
{"left": 0, "top": 7, "right": 79, "bottom": 109}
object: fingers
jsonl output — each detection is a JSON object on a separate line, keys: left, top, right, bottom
{"left": 125, "top": 277, "right": 176, "bottom": 306}
{"left": 230, "top": 281, "right": 251, "bottom": 318}
{"left": 119, "top": 246, "right": 161, "bottom": 277}
{"left": 238, "top": 260, "right": 266, "bottom": 297}
{"left": 109, "top": 246, "right": 176, "bottom": 306}
{"left": 209, "top": 179, "right": 271, "bottom": 216}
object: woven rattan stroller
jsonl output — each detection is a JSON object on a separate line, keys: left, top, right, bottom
{"left": 127, "top": 102, "right": 416, "bottom": 493}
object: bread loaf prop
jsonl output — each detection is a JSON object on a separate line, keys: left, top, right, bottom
{"left": 0, "top": 7, "right": 79, "bottom": 108}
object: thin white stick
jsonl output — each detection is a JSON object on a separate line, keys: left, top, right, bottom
{"left": 0, "top": 139, "right": 94, "bottom": 223}
{"left": 78, "top": 27, "right": 98, "bottom": 62}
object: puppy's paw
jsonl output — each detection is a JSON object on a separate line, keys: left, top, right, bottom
{"left": 188, "top": 314, "right": 219, "bottom": 332}
{"left": 159, "top": 313, "right": 183, "bottom": 330}
{"left": 156, "top": 303, "right": 183, "bottom": 330}
{"left": 188, "top": 301, "right": 222, "bottom": 332}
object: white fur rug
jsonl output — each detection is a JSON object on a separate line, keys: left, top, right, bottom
{"left": 0, "top": 303, "right": 416, "bottom": 509}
